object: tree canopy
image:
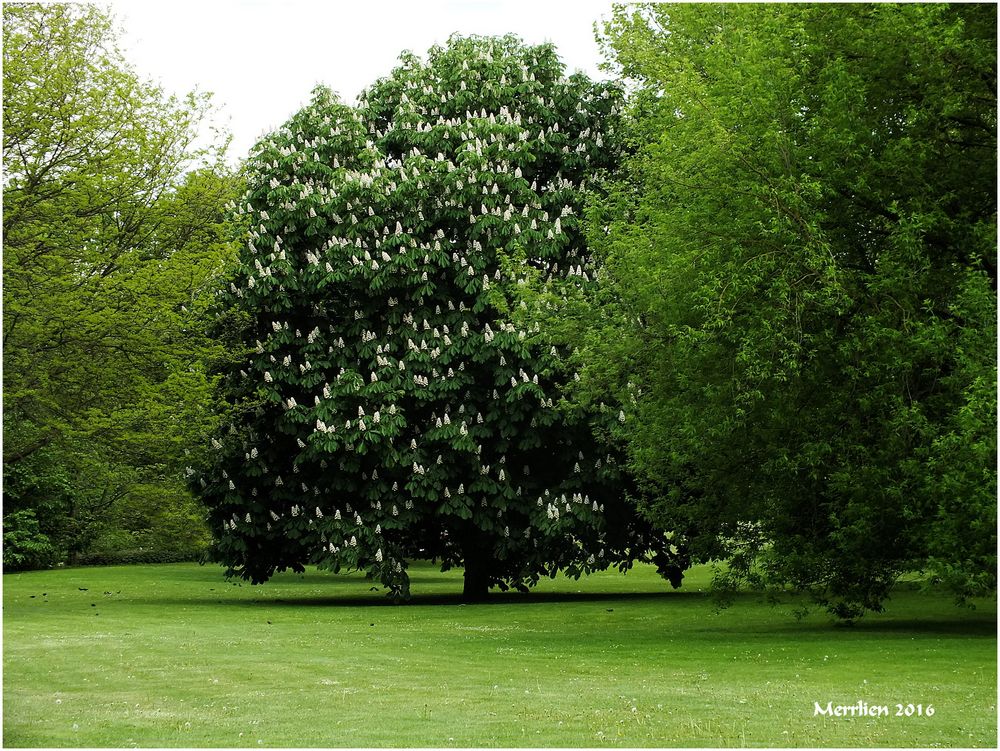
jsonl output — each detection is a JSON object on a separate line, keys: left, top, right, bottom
{"left": 538, "top": 3, "right": 997, "bottom": 617}
{"left": 194, "top": 35, "right": 687, "bottom": 601}
{"left": 3, "top": 3, "right": 238, "bottom": 566}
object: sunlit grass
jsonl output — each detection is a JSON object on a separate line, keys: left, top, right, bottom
{"left": 3, "top": 562, "right": 996, "bottom": 747}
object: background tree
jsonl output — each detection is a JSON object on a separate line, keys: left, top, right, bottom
{"left": 195, "top": 35, "right": 687, "bottom": 601}
{"left": 3, "top": 3, "right": 238, "bottom": 566}
{"left": 547, "top": 3, "right": 996, "bottom": 617}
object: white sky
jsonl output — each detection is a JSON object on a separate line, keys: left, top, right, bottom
{"left": 106, "top": 0, "right": 617, "bottom": 163}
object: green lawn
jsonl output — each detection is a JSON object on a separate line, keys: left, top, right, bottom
{"left": 2, "top": 562, "right": 995, "bottom": 747}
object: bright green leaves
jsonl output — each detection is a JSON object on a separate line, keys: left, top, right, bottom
{"left": 578, "top": 3, "right": 996, "bottom": 616}
{"left": 3, "top": 3, "right": 237, "bottom": 566}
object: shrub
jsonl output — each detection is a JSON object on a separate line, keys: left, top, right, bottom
{"left": 3, "top": 510, "right": 59, "bottom": 570}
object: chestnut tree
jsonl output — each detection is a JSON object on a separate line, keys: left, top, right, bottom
{"left": 194, "top": 36, "right": 686, "bottom": 601}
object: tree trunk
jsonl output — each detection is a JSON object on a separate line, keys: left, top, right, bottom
{"left": 461, "top": 533, "right": 492, "bottom": 603}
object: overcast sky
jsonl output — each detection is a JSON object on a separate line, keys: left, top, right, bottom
{"left": 106, "top": 0, "right": 617, "bottom": 162}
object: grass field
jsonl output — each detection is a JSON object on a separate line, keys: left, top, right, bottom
{"left": 3, "top": 561, "right": 996, "bottom": 747}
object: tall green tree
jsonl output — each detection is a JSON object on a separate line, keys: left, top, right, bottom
{"left": 553, "top": 3, "right": 995, "bottom": 616}
{"left": 195, "top": 36, "right": 687, "bottom": 601}
{"left": 3, "top": 3, "right": 238, "bottom": 565}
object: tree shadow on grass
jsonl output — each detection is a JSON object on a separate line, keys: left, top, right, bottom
{"left": 843, "top": 616, "right": 997, "bottom": 637}
{"left": 118, "top": 586, "right": 995, "bottom": 636}
{"left": 264, "top": 588, "right": 705, "bottom": 608}
{"left": 690, "top": 609, "right": 997, "bottom": 638}
{"left": 126, "top": 588, "right": 707, "bottom": 609}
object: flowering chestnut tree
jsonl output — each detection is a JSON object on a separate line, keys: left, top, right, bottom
{"left": 194, "top": 35, "right": 687, "bottom": 601}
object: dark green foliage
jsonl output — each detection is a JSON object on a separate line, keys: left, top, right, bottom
{"left": 2, "top": 510, "right": 59, "bottom": 571}
{"left": 3, "top": 441, "right": 76, "bottom": 559}
{"left": 557, "top": 4, "right": 997, "bottom": 616}
{"left": 195, "top": 35, "right": 686, "bottom": 599}
{"left": 72, "top": 548, "right": 205, "bottom": 567}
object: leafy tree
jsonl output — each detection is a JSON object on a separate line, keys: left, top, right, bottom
{"left": 553, "top": 4, "right": 996, "bottom": 617}
{"left": 2, "top": 509, "right": 58, "bottom": 571}
{"left": 3, "top": 3, "right": 237, "bottom": 562}
{"left": 195, "top": 35, "right": 687, "bottom": 601}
